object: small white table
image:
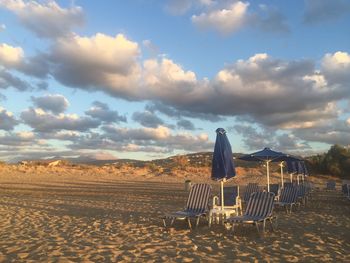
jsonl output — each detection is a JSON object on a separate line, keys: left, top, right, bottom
{"left": 208, "top": 207, "right": 239, "bottom": 227}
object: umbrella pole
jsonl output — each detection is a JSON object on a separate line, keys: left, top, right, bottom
{"left": 267, "top": 161, "right": 270, "bottom": 192}
{"left": 290, "top": 173, "right": 293, "bottom": 183}
{"left": 221, "top": 180, "right": 225, "bottom": 211}
{"left": 280, "top": 162, "right": 284, "bottom": 188}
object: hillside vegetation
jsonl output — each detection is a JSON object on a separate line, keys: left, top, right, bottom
{"left": 307, "top": 144, "right": 350, "bottom": 179}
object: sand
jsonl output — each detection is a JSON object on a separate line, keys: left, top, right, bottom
{"left": 0, "top": 164, "right": 349, "bottom": 262}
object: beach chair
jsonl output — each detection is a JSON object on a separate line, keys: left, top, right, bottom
{"left": 283, "top": 182, "right": 293, "bottom": 188}
{"left": 212, "top": 186, "right": 242, "bottom": 215}
{"left": 243, "top": 183, "right": 260, "bottom": 203}
{"left": 269, "top": 184, "right": 280, "bottom": 200}
{"left": 326, "top": 181, "right": 336, "bottom": 191}
{"left": 342, "top": 184, "right": 350, "bottom": 200}
{"left": 162, "top": 183, "right": 212, "bottom": 229}
{"left": 225, "top": 192, "right": 276, "bottom": 235}
{"left": 274, "top": 186, "right": 298, "bottom": 213}
{"left": 296, "top": 184, "right": 308, "bottom": 205}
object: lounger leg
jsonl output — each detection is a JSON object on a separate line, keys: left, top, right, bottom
{"left": 162, "top": 218, "right": 167, "bottom": 227}
{"left": 263, "top": 220, "right": 266, "bottom": 233}
{"left": 255, "top": 222, "right": 260, "bottom": 233}
{"left": 269, "top": 217, "right": 277, "bottom": 231}
{"left": 231, "top": 223, "right": 235, "bottom": 234}
{"left": 195, "top": 216, "right": 200, "bottom": 228}
{"left": 170, "top": 218, "right": 175, "bottom": 226}
{"left": 187, "top": 218, "right": 192, "bottom": 229}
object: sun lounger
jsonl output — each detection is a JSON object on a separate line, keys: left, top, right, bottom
{"left": 342, "top": 184, "right": 350, "bottom": 200}
{"left": 269, "top": 184, "right": 280, "bottom": 200}
{"left": 162, "top": 183, "right": 212, "bottom": 229}
{"left": 297, "top": 184, "right": 308, "bottom": 205}
{"left": 326, "top": 181, "right": 336, "bottom": 191}
{"left": 225, "top": 192, "right": 276, "bottom": 235}
{"left": 274, "top": 186, "right": 298, "bottom": 213}
{"left": 243, "top": 183, "right": 260, "bottom": 203}
{"left": 283, "top": 182, "right": 293, "bottom": 188}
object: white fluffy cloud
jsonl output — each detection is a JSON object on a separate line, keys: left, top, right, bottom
{"left": 0, "top": 43, "right": 24, "bottom": 67}
{"left": 192, "top": 1, "right": 249, "bottom": 34}
{"left": 49, "top": 33, "right": 141, "bottom": 99}
{"left": 0, "top": 0, "right": 84, "bottom": 38}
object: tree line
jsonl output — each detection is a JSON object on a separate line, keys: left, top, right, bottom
{"left": 307, "top": 144, "right": 350, "bottom": 179}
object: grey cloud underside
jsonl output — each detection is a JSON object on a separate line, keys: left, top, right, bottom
{"left": 20, "top": 108, "right": 100, "bottom": 132}
{"left": 176, "top": 119, "right": 196, "bottom": 130}
{"left": 0, "top": 69, "right": 33, "bottom": 91}
{"left": 0, "top": 109, "right": 19, "bottom": 131}
{"left": 132, "top": 111, "right": 164, "bottom": 128}
{"left": 31, "top": 94, "right": 69, "bottom": 114}
{"left": 232, "top": 124, "right": 311, "bottom": 153}
{"left": 85, "top": 101, "right": 127, "bottom": 123}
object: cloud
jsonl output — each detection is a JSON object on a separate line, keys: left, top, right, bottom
{"left": 177, "top": 119, "right": 196, "bottom": 130}
{"left": 251, "top": 5, "right": 290, "bottom": 34}
{"left": 232, "top": 123, "right": 311, "bottom": 152}
{"left": 0, "top": 69, "right": 33, "bottom": 91}
{"left": 0, "top": 131, "right": 39, "bottom": 146}
{"left": 49, "top": 33, "right": 141, "bottom": 99}
{"left": 0, "top": 42, "right": 50, "bottom": 78}
{"left": 21, "top": 107, "right": 100, "bottom": 132}
{"left": 0, "top": 0, "right": 84, "bottom": 38}
{"left": 192, "top": 1, "right": 249, "bottom": 35}
{"left": 69, "top": 125, "right": 214, "bottom": 153}
{"left": 0, "top": 43, "right": 24, "bottom": 67}
{"left": 85, "top": 101, "right": 127, "bottom": 123}
{"left": 132, "top": 111, "right": 164, "bottom": 128}
{"left": 145, "top": 102, "right": 225, "bottom": 122}
{"left": 31, "top": 94, "right": 69, "bottom": 114}
{"left": 321, "top": 51, "right": 350, "bottom": 87}
{"left": 0, "top": 107, "right": 18, "bottom": 130}
{"left": 0, "top": 24, "right": 5, "bottom": 31}
{"left": 303, "top": 0, "right": 350, "bottom": 24}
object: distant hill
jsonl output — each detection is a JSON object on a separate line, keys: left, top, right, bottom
{"left": 14, "top": 151, "right": 261, "bottom": 169}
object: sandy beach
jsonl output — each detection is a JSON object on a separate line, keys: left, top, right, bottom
{"left": 0, "top": 165, "right": 349, "bottom": 262}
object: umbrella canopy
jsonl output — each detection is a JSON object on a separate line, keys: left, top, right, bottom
{"left": 211, "top": 128, "right": 236, "bottom": 210}
{"left": 239, "top": 147, "right": 289, "bottom": 192}
{"left": 211, "top": 128, "right": 236, "bottom": 181}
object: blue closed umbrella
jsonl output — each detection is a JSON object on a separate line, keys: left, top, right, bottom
{"left": 211, "top": 128, "right": 236, "bottom": 210}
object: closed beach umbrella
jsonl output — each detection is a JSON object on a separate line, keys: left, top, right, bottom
{"left": 211, "top": 128, "right": 236, "bottom": 210}
{"left": 239, "top": 147, "right": 288, "bottom": 192}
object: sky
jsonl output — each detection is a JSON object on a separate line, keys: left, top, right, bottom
{"left": 0, "top": 0, "right": 349, "bottom": 162}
